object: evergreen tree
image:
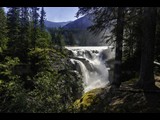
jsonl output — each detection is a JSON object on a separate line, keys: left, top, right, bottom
{"left": 68, "top": 32, "right": 76, "bottom": 46}
{"left": 40, "top": 7, "right": 46, "bottom": 31}
{"left": 137, "top": 7, "right": 157, "bottom": 90}
{"left": 7, "top": 7, "right": 21, "bottom": 56}
{"left": 155, "top": 8, "right": 160, "bottom": 68}
{"left": 0, "top": 7, "right": 8, "bottom": 53}
{"left": 47, "top": 28, "right": 57, "bottom": 44}
{"left": 31, "top": 7, "right": 39, "bottom": 29}
{"left": 36, "top": 30, "right": 52, "bottom": 48}
{"left": 122, "top": 7, "right": 143, "bottom": 77}
{"left": 19, "top": 7, "right": 30, "bottom": 61}
{"left": 56, "top": 32, "right": 65, "bottom": 48}
{"left": 123, "top": 8, "right": 143, "bottom": 60}
{"left": 112, "top": 7, "right": 125, "bottom": 88}
{"left": 31, "top": 7, "right": 39, "bottom": 49}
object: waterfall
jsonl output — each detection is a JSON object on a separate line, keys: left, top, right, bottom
{"left": 66, "top": 46, "right": 115, "bottom": 93}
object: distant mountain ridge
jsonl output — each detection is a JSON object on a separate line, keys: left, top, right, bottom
{"left": 44, "top": 20, "right": 71, "bottom": 28}
{"left": 45, "top": 15, "right": 108, "bottom": 46}
{"left": 45, "top": 15, "right": 93, "bottom": 30}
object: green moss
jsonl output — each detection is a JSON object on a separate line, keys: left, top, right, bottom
{"left": 73, "top": 88, "right": 105, "bottom": 112}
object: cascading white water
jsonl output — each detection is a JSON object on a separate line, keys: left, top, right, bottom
{"left": 66, "top": 46, "right": 115, "bottom": 93}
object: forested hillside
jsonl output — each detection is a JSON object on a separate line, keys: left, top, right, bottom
{"left": 47, "top": 15, "right": 108, "bottom": 46}
{"left": 0, "top": 7, "right": 83, "bottom": 112}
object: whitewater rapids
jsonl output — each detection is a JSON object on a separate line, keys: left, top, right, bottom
{"left": 66, "top": 46, "right": 115, "bottom": 93}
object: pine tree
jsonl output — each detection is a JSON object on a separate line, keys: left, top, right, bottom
{"left": 7, "top": 7, "right": 21, "bottom": 56}
{"left": 57, "top": 33, "right": 65, "bottom": 47}
{"left": 68, "top": 32, "right": 75, "bottom": 46}
{"left": 0, "top": 7, "right": 8, "bottom": 53}
{"left": 155, "top": 8, "right": 160, "bottom": 70}
{"left": 19, "top": 7, "right": 30, "bottom": 61}
{"left": 36, "top": 30, "right": 52, "bottom": 48}
{"left": 31, "top": 7, "right": 40, "bottom": 49}
{"left": 40, "top": 7, "right": 46, "bottom": 31}
{"left": 137, "top": 7, "right": 157, "bottom": 90}
{"left": 122, "top": 7, "right": 143, "bottom": 74}
{"left": 112, "top": 7, "right": 125, "bottom": 88}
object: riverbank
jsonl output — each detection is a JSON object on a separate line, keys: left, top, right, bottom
{"left": 72, "top": 74, "right": 160, "bottom": 113}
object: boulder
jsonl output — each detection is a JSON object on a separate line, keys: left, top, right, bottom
{"left": 72, "top": 88, "right": 106, "bottom": 112}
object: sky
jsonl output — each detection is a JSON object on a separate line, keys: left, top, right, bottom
{"left": 44, "top": 7, "right": 79, "bottom": 22}
{"left": 4, "top": 7, "right": 79, "bottom": 22}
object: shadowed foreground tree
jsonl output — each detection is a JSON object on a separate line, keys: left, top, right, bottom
{"left": 76, "top": 7, "right": 125, "bottom": 88}
{"left": 0, "top": 7, "right": 8, "bottom": 53}
{"left": 137, "top": 7, "right": 157, "bottom": 90}
{"left": 112, "top": 7, "right": 125, "bottom": 88}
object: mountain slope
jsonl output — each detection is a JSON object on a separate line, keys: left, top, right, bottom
{"left": 63, "top": 15, "right": 93, "bottom": 30}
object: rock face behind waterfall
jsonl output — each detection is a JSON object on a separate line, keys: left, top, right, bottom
{"left": 66, "top": 46, "right": 115, "bottom": 93}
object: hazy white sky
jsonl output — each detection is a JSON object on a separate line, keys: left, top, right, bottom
{"left": 4, "top": 7, "right": 79, "bottom": 22}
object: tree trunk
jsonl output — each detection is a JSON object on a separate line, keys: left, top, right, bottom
{"left": 137, "top": 7, "right": 157, "bottom": 90}
{"left": 112, "top": 7, "right": 125, "bottom": 88}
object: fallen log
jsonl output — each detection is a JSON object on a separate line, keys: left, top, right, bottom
{"left": 154, "top": 61, "right": 160, "bottom": 66}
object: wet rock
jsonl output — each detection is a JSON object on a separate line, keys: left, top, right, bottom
{"left": 92, "top": 50, "right": 99, "bottom": 54}
{"left": 100, "top": 49, "right": 108, "bottom": 60}
{"left": 85, "top": 50, "right": 93, "bottom": 59}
